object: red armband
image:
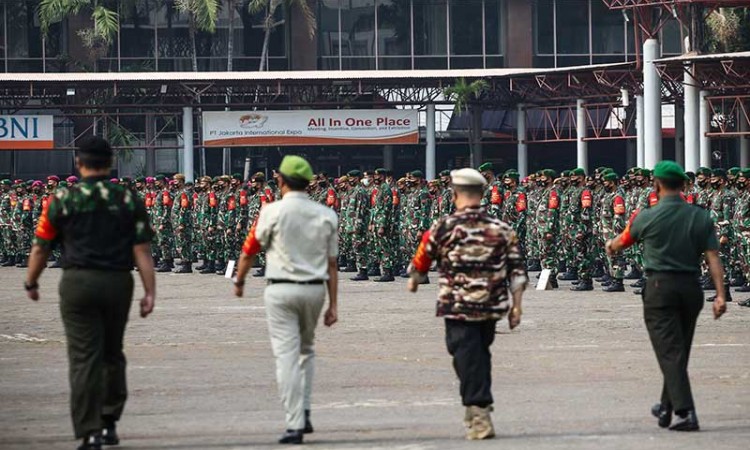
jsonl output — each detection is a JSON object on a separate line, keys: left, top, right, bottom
{"left": 34, "top": 200, "right": 57, "bottom": 242}
{"left": 411, "top": 230, "right": 433, "bottom": 273}
{"left": 619, "top": 210, "right": 640, "bottom": 248}
{"left": 241, "top": 224, "right": 261, "bottom": 257}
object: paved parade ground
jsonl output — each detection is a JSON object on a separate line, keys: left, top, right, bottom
{"left": 1, "top": 268, "right": 749, "bottom": 450}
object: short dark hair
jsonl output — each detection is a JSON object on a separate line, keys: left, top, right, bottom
{"left": 281, "top": 174, "right": 308, "bottom": 191}
{"left": 656, "top": 177, "right": 684, "bottom": 191}
{"left": 77, "top": 136, "right": 113, "bottom": 170}
{"left": 453, "top": 184, "right": 484, "bottom": 197}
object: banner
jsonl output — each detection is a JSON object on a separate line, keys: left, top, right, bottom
{"left": 0, "top": 115, "right": 54, "bottom": 149}
{"left": 203, "top": 109, "right": 419, "bottom": 147}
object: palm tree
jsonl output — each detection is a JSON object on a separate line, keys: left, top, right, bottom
{"left": 174, "top": 0, "right": 220, "bottom": 71}
{"left": 248, "top": 0, "right": 315, "bottom": 71}
{"left": 38, "top": 0, "right": 120, "bottom": 65}
{"left": 444, "top": 78, "right": 489, "bottom": 167}
{"left": 705, "top": 8, "right": 743, "bottom": 53}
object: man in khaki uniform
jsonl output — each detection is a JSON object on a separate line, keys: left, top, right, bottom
{"left": 234, "top": 155, "right": 339, "bottom": 445}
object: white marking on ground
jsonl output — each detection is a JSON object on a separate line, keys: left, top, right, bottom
{"left": 694, "top": 343, "right": 749, "bottom": 347}
{"left": 0, "top": 333, "right": 51, "bottom": 343}
{"left": 317, "top": 398, "right": 455, "bottom": 410}
{"left": 539, "top": 344, "right": 600, "bottom": 349}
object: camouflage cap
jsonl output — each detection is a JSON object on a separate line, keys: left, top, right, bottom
{"left": 338, "top": 175, "right": 349, "bottom": 184}
{"left": 173, "top": 173, "right": 186, "bottom": 181}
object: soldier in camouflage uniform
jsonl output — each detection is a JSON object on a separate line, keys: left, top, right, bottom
{"left": 404, "top": 171, "right": 432, "bottom": 261}
{"left": 246, "top": 172, "right": 275, "bottom": 277}
{"left": 733, "top": 169, "right": 750, "bottom": 305}
{"left": 599, "top": 170, "right": 627, "bottom": 292}
{"left": 501, "top": 170, "right": 527, "bottom": 260}
{"left": 12, "top": 181, "right": 35, "bottom": 267}
{"left": 438, "top": 170, "right": 455, "bottom": 217}
{"left": 567, "top": 168, "right": 596, "bottom": 291}
{"left": 0, "top": 180, "right": 13, "bottom": 265}
{"left": 335, "top": 175, "right": 353, "bottom": 271}
{"left": 213, "top": 176, "right": 237, "bottom": 275}
{"left": 345, "top": 171, "right": 373, "bottom": 281}
{"left": 706, "top": 168, "right": 737, "bottom": 303}
{"left": 428, "top": 179, "right": 443, "bottom": 224}
{"left": 369, "top": 168, "right": 395, "bottom": 282}
{"left": 171, "top": 174, "right": 193, "bottom": 273}
{"left": 536, "top": 170, "right": 560, "bottom": 288}
{"left": 557, "top": 171, "right": 577, "bottom": 280}
{"left": 525, "top": 173, "right": 542, "bottom": 271}
{"left": 479, "top": 163, "right": 504, "bottom": 220}
{"left": 153, "top": 176, "right": 174, "bottom": 272}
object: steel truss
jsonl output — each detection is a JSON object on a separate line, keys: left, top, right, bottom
{"left": 523, "top": 102, "right": 635, "bottom": 144}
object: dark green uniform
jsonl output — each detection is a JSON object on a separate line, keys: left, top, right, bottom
{"left": 33, "top": 176, "right": 154, "bottom": 439}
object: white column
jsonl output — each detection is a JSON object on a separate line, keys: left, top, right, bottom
{"left": 699, "top": 90, "right": 711, "bottom": 168}
{"left": 383, "top": 145, "right": 394, "bottom": 171}
{"left": 576, "top": 99, "right": 588, "bottom": 172}
{"left": 643, "top": 38, "right": 662, "bottom": 169}
{"left": 684, "top": 66, "right": 700, "bottom": 172}
{"left": 426, "top": 104, "right": 436, "bottom": 179}
{"left": 740, "top": 117, "right": 749, "bottom": 168}
{"left": 517, "top": 104, "right": 528, "bottom": 178}
{"left": 674, "top": 102, "right": 684, "bottom": 167}
{"left": 636, "top": 95, "right": 645, "bottom": 167}
{"left": 183, "top": 107, "right": 194, "bottom": 183}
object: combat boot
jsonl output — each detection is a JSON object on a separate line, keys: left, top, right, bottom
{"left": 156, "top": 259, "right": 173, "bottom": 273}
{"left": 199, "top": 261, "right": 215, "bottom": 274}
{"left": 558, "top": 268, "right": 578, "bottom": 281}
{"left": 630, "top": 278, "right": 645, "bottom": 288}
{"left": 738, "top": 298, "right": 750, "bottom": 307}
{"left": 730, "top": 274, "right": 746, "bottom": 287}
{"left": 465, "top": 406, "right": 495, "bottom": 440}
{"left": 174, "top": 262, "right": 192, "bottom": 273}
{"left": 15, "top": 256, "right": 28, "bottom": 268}
{"left": 0, "top": 255, "right": 5, "bottom": 265}
{"left": 557, "top": 261, "right": 567, "bottom": 275}
{"left": 591, "top": 261, "right": 605, "bottom": 279}
{"left": 595, "top": 273, "right": 611, "bottom": 283}
{"left": 706, "top": 285, "right": 732, "bottom": 302}
{"left": 527, "top": 259, "right": 541, "bottom": 272}
{"left": 351, "top": 269, "right": 369, "bottom": 281}
{"left": 1, "top": 256, "right": 15, "bottom": 267}
{"left": 570, "top": 279, "right": 593, "bottom": 291}
{"left": 368, "top": 266, "right": 381, "bottom": 277}
{"left": 549, "top": 278, "right": 558, "bottom": 289}
{"left": 603, "top": 279, "right": 625, "bottom": 292}
{"left": 343, "top": 261, "right": 357, "bottom": 273}
{"left": 374, "top": 268, "right": 395, "bottom": 282}
{"left": 195, "top": 259, "right": 207, "bottom": 271}
{"left": 624, "top": 267, "right": 642, "bottom": 280}
{"left": 215, "top": 261, "right": 226, "bottom": 275}
{"left": 735, "top": 283, "right": 750, "bottom": 293}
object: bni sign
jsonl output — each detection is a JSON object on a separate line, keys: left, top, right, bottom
{"left": 0, "top": 115, "right": 54, "bottom": 150}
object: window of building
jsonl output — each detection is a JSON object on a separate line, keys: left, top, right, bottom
{"left": 556, "top": 0, "right": 589, "bottom": 55}
{"left": 591, "top": 0, "right": 624, "bottom": 55}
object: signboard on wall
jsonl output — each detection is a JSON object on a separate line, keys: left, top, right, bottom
{"left": 0, "top": 115, "right": 54, "bottom": 149}
{"left": 202, "top": 109, "right": 419, "bottom": 147}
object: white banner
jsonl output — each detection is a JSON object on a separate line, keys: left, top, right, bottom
{"left": 202, "top": 109, "right": 419, "bottom": 147}
{"left": 0, "top": 115, "right": 54, "bottom": 150}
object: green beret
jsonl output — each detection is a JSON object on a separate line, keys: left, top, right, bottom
{"left": 571, "top": 168, "right": 586, "bottom": 177}
{"left": 231, "top": 173, "right": 243, "bottom": 181}
{"left": 594, "top": 166, "right": 607, "bottom": 174}
{"left": 638, "top": 168, "right": 651, "bottom": 177}
{"left": 503, "top": 170, "right": 520, "bottom": 181}
{"left": 135, "top": 176, "right": 145, "bottom": 183}
{"left": 561, "top": 170, "right": 571, "bottom": 177}
{"left": 279, "top": 155, "right": 314, "bottom": 182}
{"left": 712, "top": 168, "right": 726, "bottom": 178}
{"left": 653, "top": 160, "right": 689, "bottom": 181}
{"left": 0, "top": 179, "right": 10, "bottom": 186}
{"left": 58, "top": 181, "right": 68, "bottom": 188}
{"left": 410, "top": 170, "right": 424, "bottom": 178}
{"left": 374, "top": 168, "right": 388, "bottom": 175}
{"left": 478, "top": 162, "right": 494, "bottom": 173}
{"left": 347, "top": 169, "right": 362, "bottom": 178}
{"left": 602, "top": 171, "right": 618, "bottom": 182}
{"left": 212, "top": 176, "right": 222, "bottom": 183}
{"left": 696, "top": 167, "right": 712, "bottom": 176}
{"left": 685, "top": 171, "right": 696, "bottom": 181}
{"left": 542, "top": 169, "right": 557, "bottom": 179}
{"left": 155, "top": 174, "right": 166, "bottom": 181}
{"left": 439, "top": 169, "right": 451, "bottom": 177}
{"left": 727, "top": 167, "right": 741, "bottom": 176}
{"left": 739, "top": 168, "right": 750, "bottom": 178}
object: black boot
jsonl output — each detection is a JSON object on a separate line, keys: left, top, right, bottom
{"left": 215, "top": 261, "right": 226, "bottom": 275}
{"left": 199, "top": 261, "right": 215, "bottom": 274}
{"left": 195, "top": 259, "right": 207, "bottom": 271}
{"left": 527, "top": 259, "right": 541, "bottom": 272}
{"left": 1, "top": 255, "right": 14, "bottom": 267}
{"left": 253, "top": 267, "right": 265, "bottom": 277}
{"left": 549, "top": 278, "right": 558, "bottom": 289}
{"left": 368, "top": 266, "right": 381, "bottom": 277}
{"left": 351, "top": 269, "right": 369, "bottom": 281}
{"left": 77, "top": 433, "right": 102, "bottom": 450}
{"left": 735, "top": 283, "right": 750, "bottom": 293}
{"left": 730, "top": 274, "right": 746, "bottom": 287}
{"left": 343, "top": 261, "right": 358, "bottom": 273}
{"left": 570, "top": 279, "right": 593, "bottom": 291}
{"left": 624, "top": 268, "right": 642, "bottom": 280}
{"left": 174, "top": 262, "right": 192, "bottom": 273}
{"left": 304, "top": 409, "right": 314, "bottom": 434}
{"left": 101, "top": 416, "right": 119, "bottom": 445}
{"left": 603, "top": 279, "right": 625, "bottom": 292}
{"left": 558, "top": 268, "right": 578, "bottom": 281}
{"left": 374, "top": 268, "right": 395, "bottom": 282}
{"left": 156, "top": 259, "right": 173, "bottom": 273}
{"left": 706, "top": 285, "right": 732, "bottom": 302}
{"left": 591, "top": 261, "right": 605, "bottom": 279}
{"left": 738, "top": 298, "right": 750, "bottom": 307}
{"left": 15, "top": 256, "right": 28, "bottom": 268}
{"left": 595, "top": 273, "right": 611, "bottom": 283}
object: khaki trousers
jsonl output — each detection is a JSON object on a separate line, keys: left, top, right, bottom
{"left": 264, "top": 283, "right": 326, "bottom": 430}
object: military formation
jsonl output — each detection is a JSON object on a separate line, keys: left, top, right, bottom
{"left": 2, "top": 164, "right": 749, "bottom": 306}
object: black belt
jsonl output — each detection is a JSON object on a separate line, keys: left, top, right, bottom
{"left": 645, "top": 270, "right": 699, "bottom": 277}
{"left": 267, "top": 279, "right": 325, "bottom": 285}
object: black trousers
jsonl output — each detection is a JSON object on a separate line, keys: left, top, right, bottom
{"left": 642, "top": 272, "right": 703, "bottom": 413}
{"left": 445, "top": 319, "right": 497, "bottom": 407}
{"left": 59, "top": 269, "right": 134, "bottom": 438}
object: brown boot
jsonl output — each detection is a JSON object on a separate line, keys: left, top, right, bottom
{"left": 465, "top": 406, "right": 495, "bottom": 440}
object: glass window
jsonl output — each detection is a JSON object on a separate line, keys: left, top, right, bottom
{"left": 6, "top": 1, "right": 42, "bottom": 59}
{"left": 450, "top": 0, "right": 482, "bottom": 56}
{"left": 120, "top": 0, "right": 156, "bottom": 58}
{"left": 485, "top": 0, "right": 503, "bottom": 55}
{"left": 661, "top": 18, "right": 683, "bottom": 55}
{"left": 377, "top": 0, "right": 410, "bottom": 56}
{"left": 414, "top": 0, "right": 447, "bottom": 56}
{"left": 535, "top": 0, "right": 554, "bottom": 55}
{"left": 556, "top": 0, "right": 589, "bottom": 55}
{"left": 341, "top": 0, "right": 375, "bottom": 58}
{"left": 591, "top": 0, "right": 624, "bottom": 54}
{"left": 319, "top": 0, "right": 341, "bottom": 59}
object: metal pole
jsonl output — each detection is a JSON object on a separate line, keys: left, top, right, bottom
{"left": 145, "top": 114, "right": 156, "bottom": 176}
{"left": 517, "top": 104, "right": 527, "bottom": 178}
{"left": 643, "top": 38, "right": 662, "bottom": 169}
{"left": 636, "top": 95, "right": 645, "bottom": 167}
{"left": 243, "top": 156, "right": 252, "bottom": 181}
{"left": 576, "top": 99, "right": 588, "bottom": 172}
{"left": 383, "top": 145, "right": 394, "bottom": 171}
{"left": 699, "top": 90, "right": 711, "bottom": 168}
{"left": 183, "top": 107, "right": 194, "bottom": 183}
{"left": 740, "top": 117, "right": 749, "bottom": 168}
{"left": 426, "top": 104, "right": 436, "bottom": 179}
{"left": 684, "top": 66, "right": 700, "bottom": 172}
{"left": 674, "top": 102, "right": 685, "bottom": 167}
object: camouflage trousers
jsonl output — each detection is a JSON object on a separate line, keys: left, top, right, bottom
{"left": 739, "top": 234, "right": 750, "bottom": 280}
{"left": 527, "top": 224, "right": 540, "bottom": 260}
{"left": 513, "top": 222, "right": 527, "bottom": 262}
{"left": 352, "top": 232, "right": 369, "bottom": 270}
{"left": 541, "top": 236, "right": 559, "bottom": 278}
{"left": 370, "top": 232, "right": 394, "bottom": 270}
{"left": 572, "top": 231, "right": 595, "bottom": 280}
{"left": 1, "top": 225, "right": 15, "bottom": 256}
{"left": 157, "top": 225, "right": 175, "bottom": 261}
{"left": 719, "top": 240, "right": 732, "bottom": 285}
{"left": 339, "top": 230, "right": 352, "bottom": 263}
{"left": 174, "top": 226, "right": 193, "bottom": 262}
{"left": 220, "top": 229, "right": 240, "bottom": 262}
{"left": 15, "top": 225, "right": 33, "bottom": 257}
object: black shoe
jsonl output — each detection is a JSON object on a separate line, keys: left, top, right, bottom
{"left": 215, "top": 261, "right": 226, "bottom": 275}
{"left": 669, "top": 410, "right": 699, "bottom": 432}
{"left": 173, "top": 263, "right": 192, "bottom": 274}
{"left": 1, "top": 256, "right": 15, "bottom": 267}
{"left": 343, "top": 262, "right": 358, "bottom": 273}
{"left": 199, "top": 262, "right": 216, "bottom": 274}
{"left": 730, "top": 275, "right": 746, "bottom": 287}
{"left": 419, "top": 276, "right": 430, "bottom": 285}
{"left": 651, "top": 403, "right": 672, "bottom": 428}
{"left": 558, "top": 270, "right": 578, "bottom": 281}
{"left": 374, "top": 269, "right": 395, "bottom": 282}
{"left": 595, "top": 274, "right": 611, "bottom": 283}
{"left": 278, "top": 429, "right": 303, "bottom": 444}
{"left": 253, "top": 268, "right": 265, "bottom": 277}
{"left": 78, "top": 433, "right": 103, "bottom": 450}
{"left": 707, "top": 285, "right": 732, "bottom": 302}
{"left": 368, "top": 267, "right": 381, "bottom": 277}
{"left": 155, "top": 261, "right": 173, "bottom": 273}
{"left": 304, "top": 410, "right": 313, "bottom": 434}
{"left": 549, "top": 278, "right": 558, "bottom": 289}
{"left": 15, "top": 257, "right": 28, "bottom": 268}
{"left": 738, "top": 298, "right": 750, "bottom": 307}
{"left": 630, "top": 278, "right": 645, "bottom": 288}
{"left": 735, "top": 284, "right": 750, "bottom": 293}
{"left": 601, "top": 280, "right": 612, "bottom": 287}
{"left": 351, "top": 269, "right": 369, "bottom": 281}
{"left": 571, "top": 280, "right": 581, "bottom": 286}
{"left": 603, "top": 280, "right": 625, "bottom": 292}
{"left": 527, "top": 260, "right": 541, "bottom": 272}
{"left": 624, "top": 269, "right": 642, "bottom": 280}
{"left": 49, "top": 260, "right": 62, "bottom": 269}
{"left": 570, "top": 280, "right": 593, "bottom": 291}
{"left": 101, "top": 425, "right": 119, "bottom": 445}
{"left": 195, "top": 260, "right": 207, "bottom": 271}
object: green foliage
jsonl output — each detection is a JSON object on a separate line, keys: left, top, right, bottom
{"left": 705, "top": 8, "right": 750, "bottom": 53}
{"left": 175, "top": 0, "right": 221, "bottom": 33}
{"left": 443, "top": 78, "right": 489, "bottom": 113}
{"left": 249, "top": 0, "right": 316, "bottom": 40}
{"left": 38, "top": 0, "right": 119, "bottom": 49}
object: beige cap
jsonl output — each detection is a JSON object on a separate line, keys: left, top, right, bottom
{"left": 451, "top": 168, "right": 487, "bottom": 186}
